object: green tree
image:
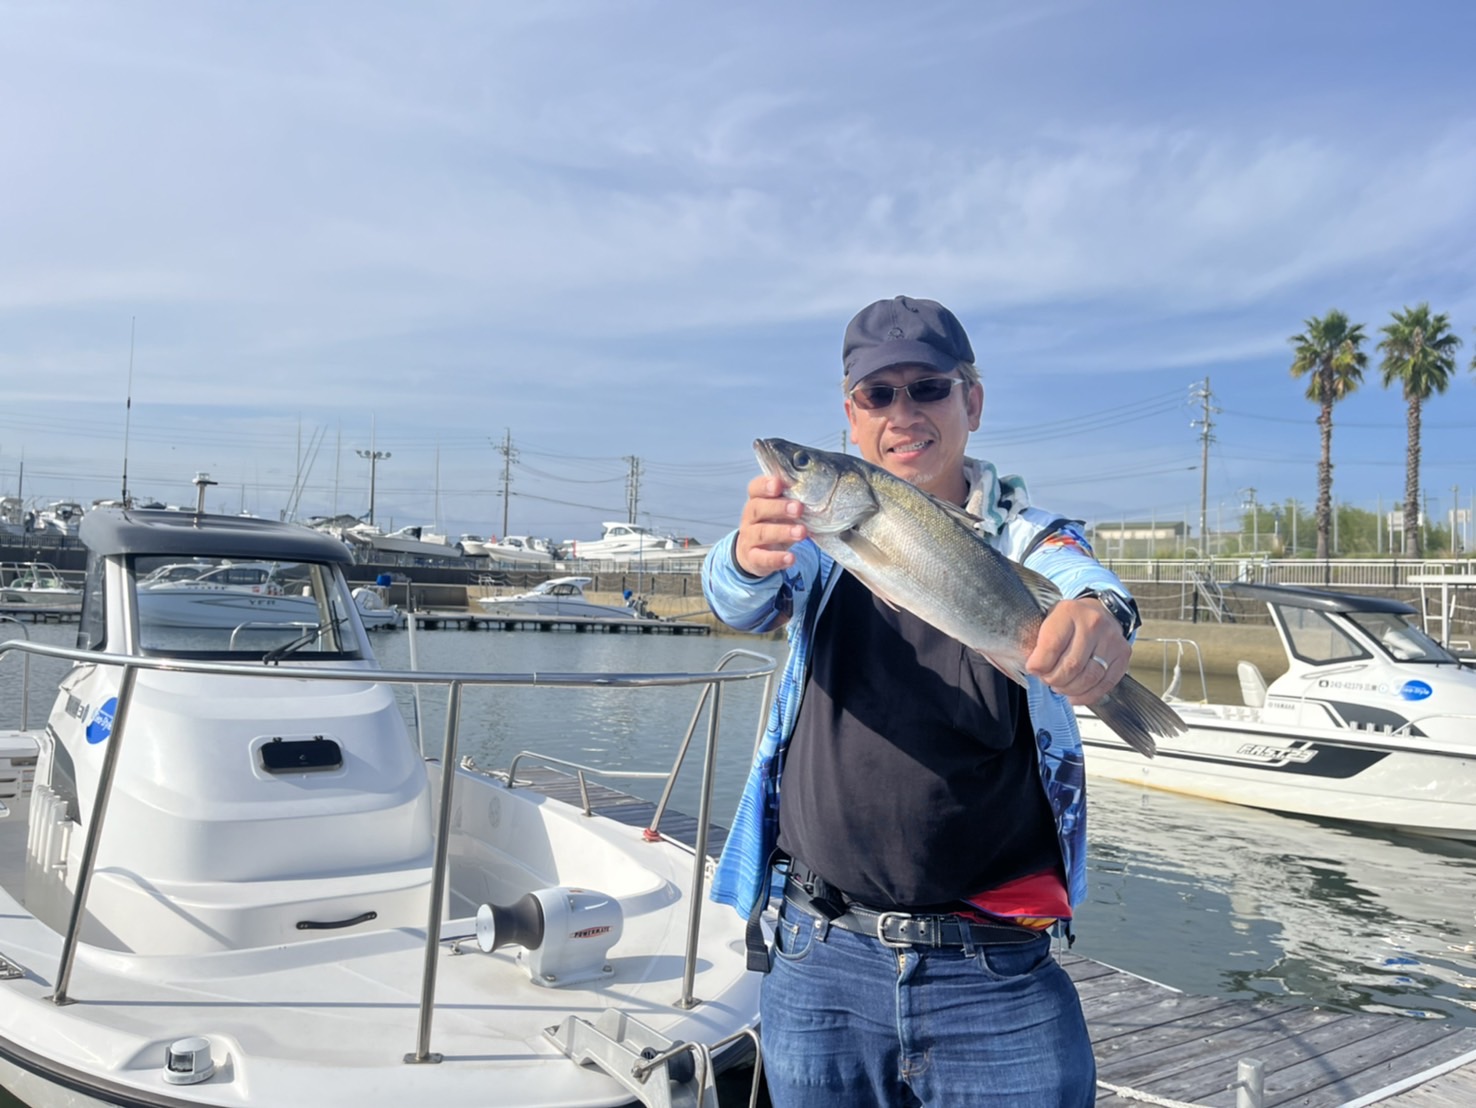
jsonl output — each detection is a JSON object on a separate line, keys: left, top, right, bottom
{"left": 1288, "top": 310, "right": 1367, "bottom": 560}
{"left": 1377, "top": 304, "right": 1464, "bottom": 557}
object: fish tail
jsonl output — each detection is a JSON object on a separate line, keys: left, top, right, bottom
{"left": 1088, "top": 675, "right": 1186, "bottom": 758}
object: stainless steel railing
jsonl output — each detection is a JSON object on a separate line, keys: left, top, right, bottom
{"left": 0, "top": 639, "right": 777, "bottom": 1064}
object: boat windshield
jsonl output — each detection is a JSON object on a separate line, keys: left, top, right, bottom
{"left": 131, "top": 555, "right": 364, "bottom": 660}
{"left": 1274, "top": 605, "right": 1371, "bottom": 666}
{"left": 1345, "top": 612, "right": 1460, "bottom": 664}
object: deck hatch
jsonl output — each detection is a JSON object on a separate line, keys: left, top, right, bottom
{"left": 259, "top": 736, "right": 343, "bottom": 773}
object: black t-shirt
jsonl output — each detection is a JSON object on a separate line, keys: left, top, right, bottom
{"left": 776, "top": 570, "right": 1061, "bottom": 910}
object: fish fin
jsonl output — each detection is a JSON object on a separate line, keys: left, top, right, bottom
{"left": 922, "top": 491, "right": 985, "bottom": 529}
{"left": 837, "top": 529, "right": 892, "bottom": 571}
{"left": 1087, "top": 675, "right": 1187, "bottom": 758}
{"left": 835, "top": 535, "right": 907, "bottom": 611}
{"left": 1010, "top": 560, "right": 1065, "bottom": 614}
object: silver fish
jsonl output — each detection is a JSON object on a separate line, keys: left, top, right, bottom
{"left": 755, "top": 437, "right": 1183, "bottom": 756}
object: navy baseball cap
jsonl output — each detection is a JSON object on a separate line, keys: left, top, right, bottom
{"left": 842, "top": 295, "right": 975, "bottom": 381}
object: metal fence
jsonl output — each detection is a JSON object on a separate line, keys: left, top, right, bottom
{"left": 1101, "top": 557, "right": 1476, "bottom": 590}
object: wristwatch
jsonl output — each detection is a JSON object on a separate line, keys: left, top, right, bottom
{"left": 1077, "top": 589, "right": 1141, "bottom": 640}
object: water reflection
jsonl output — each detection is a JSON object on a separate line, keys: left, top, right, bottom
{"left": 1078, "top": 776, "right": 1476, "bottom": 1024}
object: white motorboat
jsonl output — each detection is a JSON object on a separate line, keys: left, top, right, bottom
{"left": 451, "top": 534, "right": 491, "bottom": 558}
{"left": 341, "top": 524, "right": 466, "bottom": 563}
{"left": 139, "top": 559, "right": 404, "bottom": 632}
{"left": 0, "top": 563, "right": 82, "bottom": 608}
{"left": 0, "top": 506, "right": 774, "bottom": 1107}
{"left": 0, "top": 498, "right": 27, "bottom": 538}
{"left": 565, "top": 523, "right": 708, "bottom": 566}
{"left": 478, "top": 576, "right": 642, "bottom": 621}
{"left": 483, "top": 535, "right": 558, "bottom": 565}
{"left": 33, "top": 502, "right": 84, "bottom": 540}
{"left": 1077, "top": 583, "right": 1476, "bottom": 841}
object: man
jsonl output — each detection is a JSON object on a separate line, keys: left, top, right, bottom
{"left": 702, "top": 296, "right": 1141, "bottom": 1107}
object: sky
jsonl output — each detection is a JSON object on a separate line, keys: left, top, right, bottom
{"left": 3, "top": 0, "right": 1475, "bottom": 548}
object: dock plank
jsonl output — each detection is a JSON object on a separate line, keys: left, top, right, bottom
{"left": 1063, "top": 956, "right": 1476, "bottom": 1108}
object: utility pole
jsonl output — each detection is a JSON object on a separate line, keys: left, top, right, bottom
{"left": 624, "top": 455, "right": 642, "bottom": 524}
{"left": 1241, "top": 487, "right": 1258, "bottom": 552}
{"left": 1452, "top": 484, "right": 1461, "bottom": 555}
{"left": 493, "top": 429, "right": 517, "bottom": 538}
{"left": 1190, "top": 377, "right": 1216, "bottom": 559}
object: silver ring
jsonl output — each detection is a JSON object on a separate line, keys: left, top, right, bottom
{"left": 1090, "top": 655, "right": 1110, "bottom": 673}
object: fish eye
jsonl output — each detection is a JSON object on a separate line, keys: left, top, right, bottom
{"left": 792, "top": 450, "right": 810, "bottom": 468}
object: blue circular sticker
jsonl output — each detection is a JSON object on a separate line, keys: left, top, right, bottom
{"left": 86, "top": 697, "right": 118, "bottom": 745}
{"left": 1398, "top": 680, "right": 1433, "bottom": 702}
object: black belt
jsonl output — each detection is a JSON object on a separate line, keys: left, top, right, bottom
{"left": 783, "top": 873, "right": 1042, "bottom": 950}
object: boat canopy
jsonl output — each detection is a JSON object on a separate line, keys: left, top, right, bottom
{"left": 1228, "top": 582, "right": 1417, "bottom": 616}
{"left": 79, "top": 508, "right": 354, "bottom": 565}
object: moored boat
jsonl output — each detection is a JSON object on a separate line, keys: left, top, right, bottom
{"left": 564, "top": 523, "right": 709, "bottom": 567}
{"left": 0, "top": 563, "right": 81, "bottom": 608}
{"left": 1077, "top": 583, "right": 1476, "bottom": 841}
{"left": 0, "top": 506, "right": 775, "bottom": 1106}
{"left": 477, "top": 576, "right": 642, "bottom": 621}
{"left": 483, "top": 535, "right": 558, "bottom": 565}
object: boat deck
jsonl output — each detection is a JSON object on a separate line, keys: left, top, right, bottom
{"left": 2, "top": 749, "right": 1471, "bottom": 1107}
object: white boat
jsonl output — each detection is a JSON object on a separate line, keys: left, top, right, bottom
{"left": 351, "top": 584, "right": 406, "bottom": 630}
{"left": 0, "top": 506, "right": 774, "bottom": 1107}
{"left": 483, "top": 534, "right": 558, "bottom": 565}
{"left": 0, "top": 498, "right": 27, "bottom": 538}
{"left": 478, "top": 576, "right": 642, "bottom": 621}
{"left": 138, "top": 558, "right": 404, "bottom": 632}
{"left": 565, "top": 523, "right": 709, "bottom": 566}
{"left": 1077, "top": 583, "right": 1476, "bottom": 841}
{"left": 450, "top": 534, "right": 491, "bottom": 558}
{"left": 33, "top": 501, "right": 83, "bottom": 539}
{"left": 0, "top": 563, "right": 82, "bottom": 608}
{"left": 343, "top": 523, "right": 468, "bottom": 562}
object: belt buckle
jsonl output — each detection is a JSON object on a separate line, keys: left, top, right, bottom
{"left": 875, "top": 911, "right": 913, "bottom": 948}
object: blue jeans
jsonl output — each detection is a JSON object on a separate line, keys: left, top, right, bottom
{"left": 760, "top": 900, "right": 1097, "bottom": 1107}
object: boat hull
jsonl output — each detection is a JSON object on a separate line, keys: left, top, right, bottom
{"left": 477, "top": 598, "right": 638, "bottom": 620}
{"left": 1077, "top": 705, "right": 1476, "bottom": 841}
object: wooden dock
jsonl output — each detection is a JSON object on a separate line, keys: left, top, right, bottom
{"left": 513, "top": 766, "right": 1476, "bottom": 1108}
{"left": 1069, "top": 955, "right": 1476, "bottom": 1106}
{"left": 410, "top": 608, "right": 710, "bottom": 634}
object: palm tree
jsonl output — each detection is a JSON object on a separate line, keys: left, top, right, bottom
{"left": 1377, "top": 304, "right": 1464, "bottom": 557}
{"left": 1288, "top": 310, "right": 1367, "bottom": 560}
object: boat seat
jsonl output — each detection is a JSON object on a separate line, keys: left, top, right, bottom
{"left": 1237, "top": 661, "right": 1268, "bottom": 708}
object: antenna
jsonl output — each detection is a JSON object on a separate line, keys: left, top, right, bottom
{"left": 122, "top": 317, "right": 136, "bottom": 506}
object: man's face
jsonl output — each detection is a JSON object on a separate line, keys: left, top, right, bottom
{"left": 844, "top": 363, "right": 983, "bottom": 504}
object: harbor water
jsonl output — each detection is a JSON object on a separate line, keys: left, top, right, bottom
{"left": 0, "top": 619, "right": 1473, "bottom": 1104}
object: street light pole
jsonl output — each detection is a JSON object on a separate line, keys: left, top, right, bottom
{"left": 356, "top": 448, "right": 391, "bottom": 526}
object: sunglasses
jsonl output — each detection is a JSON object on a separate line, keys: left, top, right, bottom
{"left": 848, "top": 376, "right": 966, "bottom": 411}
